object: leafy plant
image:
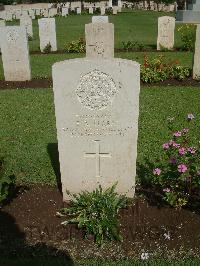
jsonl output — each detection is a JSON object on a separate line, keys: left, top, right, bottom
{"left": 152, "top": 114, "right": 200, "bottom": 208}
{"left": 141, "top": 55, "right": 191, "bottom": 83}
{"left": 93, "top": 7, "right": 101, "bottom": 15}
{"left": 0, "top": 158, "right": 15, "bottom": 204}
{"left": 42, "top": 42, "right": 52, "bottom": 53}
{"left": 178, "top": 24, "right": 196, "bottom": 51}
{"left": 65, "top": 38, "right": 86, "bottom": 53}
{"left": 61, "top": 183, "right": 128, "bottom": 245}
{"left": 122, "top": 41, "right": 145, "bottom": 51}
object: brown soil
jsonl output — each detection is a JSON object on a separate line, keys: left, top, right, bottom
{"left": 0, "top": 79, "right": 52, "bottom": 90}
{"left": 0, "top": 185, "right": 200, "bottom": 260}
{"left": 0, "top": 78, "right": 200, "bottom": 90}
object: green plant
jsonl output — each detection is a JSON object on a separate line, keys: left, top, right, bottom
{"left": 141, "top": 55, "right": 191, "bottom": 83}
{"left": 93, "top": 7, "right": 101, "bottom": 15}
{"left": 42, "top": 42, "right": 52, "bottom": 53}
{"left": 152, "top": 114, "right": 200, "bottom": 208}
{"left": 28, "top": 35, "right": 33, "bottom": 41}
{"left": 0, "top": 158, "right": 15, "bottom": 204}
{"left": 122, "top": 41, "right": 145, "bottom": 51}
{"left": 65, "top": 38, "right": 86, "bottom": 53}
{"left": 61, "top": 183, "right": 128, "bottom": 245}
{"left": 105, "top": 7, "right": 112, "bottom": 15}
{"left": 178, "top": 24, "right": 196, "bottom": 51}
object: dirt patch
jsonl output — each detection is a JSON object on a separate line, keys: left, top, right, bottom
{"left": 0, "top": 79, "right": 52, "bottom": 90}
{"left": 0, "top": 185, "right": 200, "bottom": 260}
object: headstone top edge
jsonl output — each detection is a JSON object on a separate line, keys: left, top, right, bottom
{"left": 52, "top": 58, "right": 140, "bottom": 70}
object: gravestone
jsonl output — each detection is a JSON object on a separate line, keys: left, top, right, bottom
{"left": 193, "top": 25, "right": 200, "bottom": 78}
{"left": 29, "top": 9, "right": 35, "bottom": 20}
{"left": 5, "top": 12, "right": 12, "bottom": 21}
{"left": 113, "top": 6, "right": 118, "bottom": 14}
{"left": 15, "top": 10, "right": 22, "bottom": 20}
{"left": 109, "top": 0, "right": 113, "bottom": 7}
{"left": 36, "top": 9, "right": 41, "bottom": 16}
{"left": 52, "top": 58, "right": 140, "bottom": 201}
{"left": 49, "top": 8, "right": 57, "bottom": 17}
{"left": 20, "top": 15, "right": 33, "bottom": 38}
{"left": 62, "top": 7, "right": 69, "bottom": 16}
{"left": 1, "top": 26, "right": 31, "bottom": 81}
{"left": 77, "top": 7, "right": 81, "bottom": 14}
{"left": 157, "top": 16, "right": 175, "bottom": 50}
{"left": 0, "top": 20, "right": 5, "bottom": 53}
{"left": 101, "top": 7, "right": 105, "bottom": 15}
{"left": 92, "top": 16, "right": 109, "bottom": 23}
{"left": 85, "top": 22, "right": 114, "bottom": 59}
{"left": 43, "top": 9, "right": 49, "bottom": 18}
{"left": 89, "top": 7, "right": 93, "bottom": 14}
{"left": 38, "top": 18, "right": 57, "bottom": 52}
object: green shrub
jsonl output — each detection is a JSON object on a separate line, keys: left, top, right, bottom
{"left": 61, "top": 183, "right": 128, "bottom": 245}
{"left": 178, "top": 24, "right": 196, "bottom": 51}
{"left": 122, "top": 41, "right": 144, "bottom": 51}
{"left": 105, "top": 7, "right": 112, "bottom": 15}
{"left": 141, "top": 55, "right": 191, "bottom": 83}
{"left": 0, "top": 158, "right": 15, "bottom": 204}
{"left": 65, "top": 38, "right": 86, "bottom": 53}
{"left": 93, "top": 7, "right": 101, "bottom": 15}
{"left": 42, "top": 42, "right": 52, "bottom": 53}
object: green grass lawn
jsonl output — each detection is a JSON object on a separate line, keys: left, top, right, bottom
{"left": 6, "top": 10, "right": 182, "bottom": 52}
{"left": 0, "top": 87, "right": 199, "bottom": 185}
{"left": 0, "top": 51, "right": 193, "bottom": 80}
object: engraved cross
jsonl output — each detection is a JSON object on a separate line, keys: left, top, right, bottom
{"left": 84, "top": 140, "right": 111, "bottom": 178}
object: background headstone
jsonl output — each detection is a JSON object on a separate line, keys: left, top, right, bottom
{"left": 62, "top": 7, "right": 69, "bottom": 16}
{"left": 193, "top": 25, "right": 200, "bottom": 79}
{"left": 49, "top": 8, "right": 57, "bottom": 17}
{"left": 77, "top": 7, "right": 81, "bottom": 14}
{"left": 85, "top": 22, "right": 114, "bottom": 59}
{"left": 89, "top": 7, "right": 94, "bottom": 14}
{"left": 157, "top": 16, "right": 175, "bottom": 50}
{"left": 101, "top": 7, "right": 105, "bottom": 15}
{"left": 1, "top": 26, "right": 31, "bottom": 81}
{"left": 113, "top": 6, "right": 118, "bottom": 15}
{"left": 20, "top": 15, "right": 33, "bottom": 38}
{"left": 38, "top": 18, "right": 57, "bottom": 52}
{"left": 52, "top": 58, "right": 140, "bottom": 201}
{"left": 0, "top": 20, "right": 5, "bottom": 53}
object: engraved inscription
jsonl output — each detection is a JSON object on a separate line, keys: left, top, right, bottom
{"left": 84, "top": 140, "right": 111, "bottom": 178}
{"left": 7, "top": 30, "right": 20, "bottom": 43}
{"left": 76, "top": 70, "right": 117, "bottom": 110}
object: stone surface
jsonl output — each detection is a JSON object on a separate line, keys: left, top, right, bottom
{"left": 89, "top": 7, "right": 93, "bottom": 14}
{"left": 38, "top": 18, "right": 57, "bottom": 52}
{"left": 77, "top": 7, "right": 81, "bottom": 14}
{"left": 52, "top": 58, "right": 140, "bottom": 201}
{"left": 62, "top": 7, "right": 69, "bottom": 16}
{"left": 49, "top": 8, "right": 57, "bottom": 17}
{"left": 92, "top": 16, "right": 109, "bottom": 23}
{"left": 193, "top": 25, "right": 200, "bottom": 78}
{"left": 157, "top": 16, "right": 175, "bottom": 50}
{"left": 85, "top": 23, "right": 114, "bottom": 59}
{"left": 20, "top": 15, "right": 33, "bottom": 37}
{"left": 0, "top": 20, "right": 5, "bottom": 53}
{"left": 1, "top": 26, "right": 31, "bottom": 81}
{"left": 101, "top": 7, "right": 105, "bottom": 15}
{"left": 113, "top": 6, "right": 118, "bottom": 15}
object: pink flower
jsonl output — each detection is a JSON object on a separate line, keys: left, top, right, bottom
{"left": 173, "top": 131, "right": 182, "bottom": 137}
{"left": 188, "top": 147, "right": 197, "bottom": 154}
{"left": 178, "top": 164, "right": 188, "bottom": 173}
{"left": 173, "top": 142, "right": 181, "bottom": 148}
{"left": 187, "top": 113, "right": 195, "bottom": 120}
{"left": 197, "top": 170, "right": 200, "bottom": 176}
{"left": 153, "top": 168, "right": 161, "bottom": 175}
{"left": 179, "top": 147, "right": 186, "bottom": 156}
{"left": 163, "top": 188, "right": 170, "bottom": 193}
{"left": 163, "top": 143, "right": 170, "bottom": 150}
{"left": 182, "top": 128, "right": 189, "bottom": 134}
{"left": 169, "top": 156, "right": 177, "bottom": 164}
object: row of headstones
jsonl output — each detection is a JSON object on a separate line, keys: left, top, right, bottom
{"left": 0, "top": 5, "right": 121, "bottom": 21}
{"left": 0, "top": 15, "right": 200, "bottom": 81}
{"left": 124, "top": 1, "right": 176, "bottom": 12}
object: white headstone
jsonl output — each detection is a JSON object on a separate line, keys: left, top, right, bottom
{"left": 52, "top": 58, "right": 140, "bottom": 201}
{"left": 109, "top": 0, "right": 113, "bottom": 7}
{"left": 38, "top": 18, "right": 57, "bottom": 52}
{"left": 193, "top": 25, "right": 200, "bottom": 79}
{"left": 20, "top": 15, "right": 33, "bottom": 38}
{"left": 0, "top": 20, "right": 5, "bottom": 53}
{"left": 62, "top": 7, "right": 69, "bottom": 16}
{"left": 1, "top": 26, "right": 31, "bottom": 81}
{"left": 15, "top": 10, "right": 22, "bottom": 20}
{"left": 101, "top": 7, "right": 105, "bottom": 15}
{"left": 49, "top": 8, "right": 57, "bottom": 17}
{"left": 29, "top": 9, "right": 35, "bottom": 20}
{"left": 85, "top": 23, "right": 114, "bottom": 59}
{"left": 43, "top": 9, "right": 49, "bottom": 18}
{"left": 89, "top": 7, "right": 93, "bottom": 14}
{"left": 77, "top": 7, "right": 81, "bottom": 14}
{"left": 36, "top": 9, "right": 41, "bottom": 16}
{"left": 5, "top": 12, "right": 13, "bottom": 22}
{"left": 157, "top": 16, "right": 175, "bottom": 50}
{"left": 113, "top": 6, "right": 118, "bottom": 15}
{"left": 92, "top": 16, "right": 109, "bottom": 23}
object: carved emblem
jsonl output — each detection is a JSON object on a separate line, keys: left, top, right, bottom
{"left": 76, "top": 70, "right": 117, "bottom": 110}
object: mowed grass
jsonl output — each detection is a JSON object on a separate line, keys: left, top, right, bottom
{"left": 0, "top": 51, "right": 193, "bottom": 80}
{"left": 6, "top": 10, "right": 182, "bottom": 52}
{"left": 0, "top": 87, "right": 199, "bottom": 185}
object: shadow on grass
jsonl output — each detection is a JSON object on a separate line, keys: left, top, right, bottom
{"left": 0, "top": 210, "right": 74, "bottom": 265}
{"left": 47, "top": 143, "right": 62, "bottom": 194}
